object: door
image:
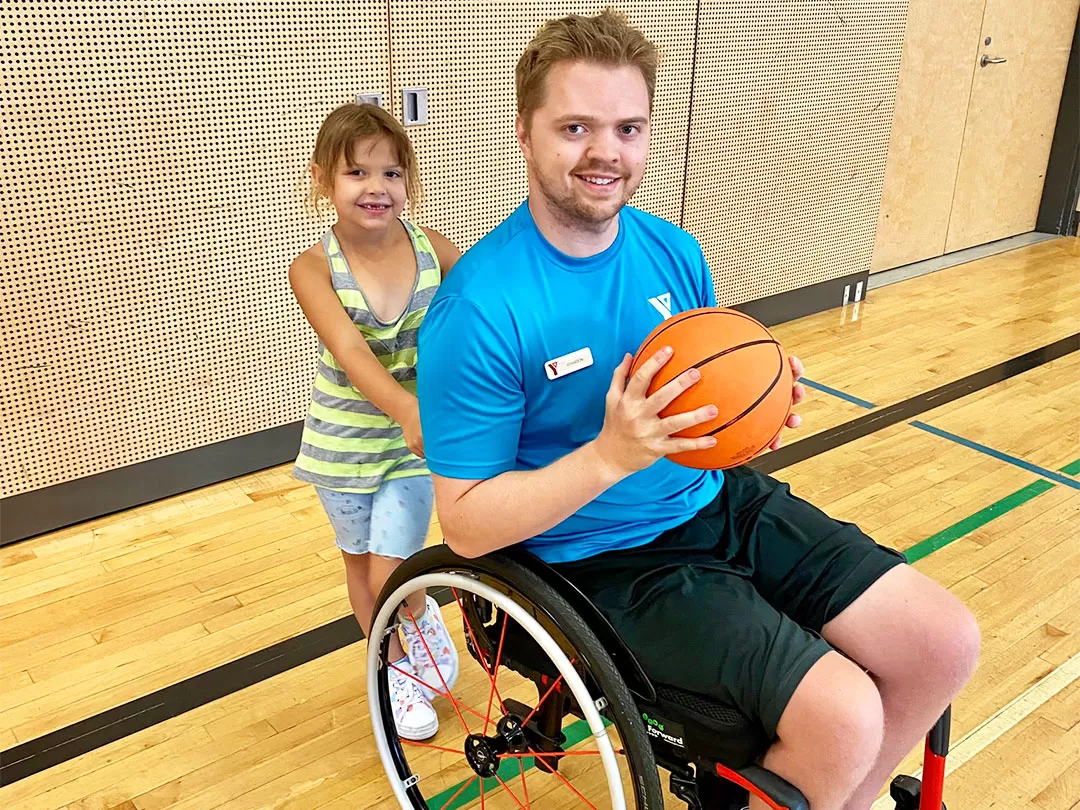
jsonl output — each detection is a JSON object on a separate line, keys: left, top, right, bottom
{"left": 944, "top": 0, "right": 1080, "bottom": 252}
{"left": 871, "top": 0, "right": 987, "bottom": 272}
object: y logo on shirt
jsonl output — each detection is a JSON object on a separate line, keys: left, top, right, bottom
{"left": 648, "top": 292, "right": 672, "bottom": 320}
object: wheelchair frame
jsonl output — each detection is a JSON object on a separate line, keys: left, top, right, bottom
{"left": 369, "top": 545, "right": 950, "bottom": 810}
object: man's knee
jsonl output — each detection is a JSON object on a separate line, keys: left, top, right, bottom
{"left": 883, "top": 578, "right": 981, "bottom": 694}
{"left": 924, "top": 595, "right": 981, "bottom": 692}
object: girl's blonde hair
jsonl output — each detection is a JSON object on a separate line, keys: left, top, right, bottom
{"left": 515, "top": 8, "right": 658, "bottom": 129}
{"left": 308, "top": 103, "right": 421, "bottom": 215}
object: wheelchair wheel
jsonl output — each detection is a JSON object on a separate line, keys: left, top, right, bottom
{"left": 368, "top": 549, "right": 664, "bottom": 810}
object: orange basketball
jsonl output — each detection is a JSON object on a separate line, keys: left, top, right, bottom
{"left": 629, "top": 307, "right": 793, "bottom": 470}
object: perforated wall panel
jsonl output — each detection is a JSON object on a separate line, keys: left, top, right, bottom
{"left": 387, "top": 1, "right": 697, "bottom": 249}
{"left": 2, "top": 1, "right": 909, "bottom": 502}
{"left": 684, "top": 0, "right": 908, "bottom": 306}
{"left": 0, "top": 2, "right": 389, "bottom": 497}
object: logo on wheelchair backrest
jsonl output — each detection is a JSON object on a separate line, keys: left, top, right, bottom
{"left": 642, "top": 712, "right": 686, "bottom": 750}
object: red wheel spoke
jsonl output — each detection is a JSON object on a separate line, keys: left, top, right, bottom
{"left": 484, "top": 616, "right": 509, "bottom": 735}
{"left": 520, "top": 660, "right": 574, "bottom": 730}
{"left": 388, "top": 660, "right": 482, "bottom": 727}
{"left": 494, "top": 774, "right": 528, "bottom": 810}
{"left": 535, "top": 750, "right": 602, "bottom": 810}
{"left": 401, "top": 740, "right": 464, "bottom": 755}
{"left": 452, "top": 587, "right": 509, "bottom": 716}
{"left": 403, "top": 600, "right": 471, "bottom": 734}
{"left": 440, "top": 776, "right": 477, "bottom": 810}
{"left": 501, "top": 750, "right": 604, "bottom": 758}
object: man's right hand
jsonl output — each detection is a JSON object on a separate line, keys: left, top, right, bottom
{"left": 591, "top": 346, "right": 719, "bottom": 480}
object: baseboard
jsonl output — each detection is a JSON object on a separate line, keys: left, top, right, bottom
{"left": 730, "top": 270, "right": 868, "bottom": 327}
{"left": 2, "top": 271, "right": 864, "bottom": 546}
{"left": 0, "top": 422, "right": 304, "bottom": 546}
{"left": 868, "top": 232, "right": 1059, "bottom": 291}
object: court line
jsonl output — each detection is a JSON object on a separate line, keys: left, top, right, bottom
{"left": 0, "top": 587, "right": 452, "bottom": 786}
{"left": 2, "top": 333, "right": 1077, "bottom": 785}
{"left": 903, "top": 480, "right": 1055, "bottom": 563}
{"left": 800, "top": 377, "right": 877, "bottom": 409}
{"left": 869, "top": 649, "right": 1080, "bottom": 810}
{"left": 910, "top": 422, "right": 1080, "bottom": 490}
{"left": 752, "top": 331, "right": 1079, "bottom": 474}
{"left": 902, "top": 452, "right": 1079, "bottom": 563}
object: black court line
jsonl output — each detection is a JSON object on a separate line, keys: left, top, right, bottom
{"left": 2, "top": 331, "right": 1077, "bottom": 786}
{"left": 0, "top": 587, "right": 451, "bottom": 786}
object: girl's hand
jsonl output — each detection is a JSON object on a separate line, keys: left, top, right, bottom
{"left": 402, "top": 399, "right": 425, "bottom": 459}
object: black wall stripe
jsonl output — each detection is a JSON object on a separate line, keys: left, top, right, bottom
{"left": 1035, "top": 6, "right": 1080, "bottom": 237}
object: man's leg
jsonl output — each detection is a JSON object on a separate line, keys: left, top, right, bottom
{"left": 726, "top": 465, "right": 980, "bottom": 809}
{"left": 822, "top": 564, "right": 980, "bottom": 809}
{"left": 755, "top": 650, "right": 885, "bottom": 810}
{"left": 554, "top": 530, "right": 892, "bottom": 810}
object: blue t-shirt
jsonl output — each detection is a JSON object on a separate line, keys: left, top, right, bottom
{"left": 417, "top": 201, "right": 723, "bottom": 563}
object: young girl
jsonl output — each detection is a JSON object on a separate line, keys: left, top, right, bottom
{"left": 289, "top": 103, "right": 461, "bottom": 741}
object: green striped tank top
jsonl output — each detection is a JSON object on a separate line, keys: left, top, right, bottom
{"left": 293, "top": 220, "right": 441, "bottom": 493}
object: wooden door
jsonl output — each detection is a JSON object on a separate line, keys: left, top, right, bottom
{"left": 944, "top": 0, "right": 1080, "bottom": 252}
{"left": 871, "top": 0, "right": 987, "bottom": 272}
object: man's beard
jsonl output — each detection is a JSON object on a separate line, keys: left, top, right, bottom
{"left": 533, "top": 163, "right": 637, "bottom": 233}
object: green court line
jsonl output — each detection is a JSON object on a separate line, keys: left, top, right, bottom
{"left": 905, "top": 456, "right": 1080, "bottom": 562}
{"left": 903, "top": 480, "right": 1055, "bottom": 563}
{"left": 433, "top": 456, "right": 1080, "bottom": 810}
{"left": 1061, "top": 458, "right": 1080, "bottom": 476}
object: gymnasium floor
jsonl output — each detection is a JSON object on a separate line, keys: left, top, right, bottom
{"left": 1, "top": 235, "right": 1078, "bottom": 809}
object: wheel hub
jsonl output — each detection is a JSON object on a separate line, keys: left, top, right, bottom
{"left": 465, "top": 734, "right": 499, "bottom": 778}
{"left": 463, "top": 714, "right": 528, "bottom": 777}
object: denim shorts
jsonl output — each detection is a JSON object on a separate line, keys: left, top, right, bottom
{"left": 315, "top": 475, "right": 435, "bottom": 559}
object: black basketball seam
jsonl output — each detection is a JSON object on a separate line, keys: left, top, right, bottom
{"left": 703, "top": 341, "right": 786, "bottom": 437}
{"left": 689, "top": 338, "right": 779, "bottom": 370}
{"left": 638, "top": 309, "right": 772, "bottom": 359}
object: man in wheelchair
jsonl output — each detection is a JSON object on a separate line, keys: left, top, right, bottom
{"left": 402, "top": 10, "right": 980, "bottom": 810}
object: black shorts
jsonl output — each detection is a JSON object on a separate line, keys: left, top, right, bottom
{"left": 551, "top": 466, "right": 905, "bottom": 738}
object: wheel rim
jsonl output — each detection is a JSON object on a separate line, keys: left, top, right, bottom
{"left": 368, "top": 571, "right": 628, "bottom": 810}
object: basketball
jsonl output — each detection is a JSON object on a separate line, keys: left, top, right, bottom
{"left": 629, "top": 307, "right": 793, "bottom": 470}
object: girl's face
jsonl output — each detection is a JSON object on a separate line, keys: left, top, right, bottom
{"left": 324, "top": 136, "right": 407, "bottom": 231}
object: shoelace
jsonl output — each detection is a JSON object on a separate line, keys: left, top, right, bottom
{"left": 389, "top": 666, "right": 426, "bottom": 708}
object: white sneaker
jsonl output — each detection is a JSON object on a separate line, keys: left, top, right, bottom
{"left": 400, "top": 595, "right": 460, "bottom": 702}
{"left": 388, "top": 658, "right": 438, "bottom": 741}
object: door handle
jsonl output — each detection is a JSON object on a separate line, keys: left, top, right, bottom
{"left": 980, "top": 55, "right": 1007, "bottom": 67}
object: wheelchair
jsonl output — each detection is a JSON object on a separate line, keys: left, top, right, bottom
{"left": 368, "top": 545, "right": 950, "bottom": 810}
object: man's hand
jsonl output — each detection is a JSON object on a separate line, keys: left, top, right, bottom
{"left": 768, "top": 355, "right": 806, "bottom": 451}
{"left": 591, "top": 347, "right": 719, "bottom": 480}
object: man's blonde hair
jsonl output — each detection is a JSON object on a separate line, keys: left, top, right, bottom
{"left": 515, "top": 8, "right": 658, "bottom": 126}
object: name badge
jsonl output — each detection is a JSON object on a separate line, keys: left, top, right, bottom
{"left": 544, "top": 347, "right": 594, "bottom": 380}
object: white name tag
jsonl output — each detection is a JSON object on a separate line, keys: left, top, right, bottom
{"left": 544, "top": 347, "right": 594, "bottom": 380}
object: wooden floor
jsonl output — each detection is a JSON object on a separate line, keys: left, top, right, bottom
{"left": 1, "top": 235, "right": 1078, "bottom": 809}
